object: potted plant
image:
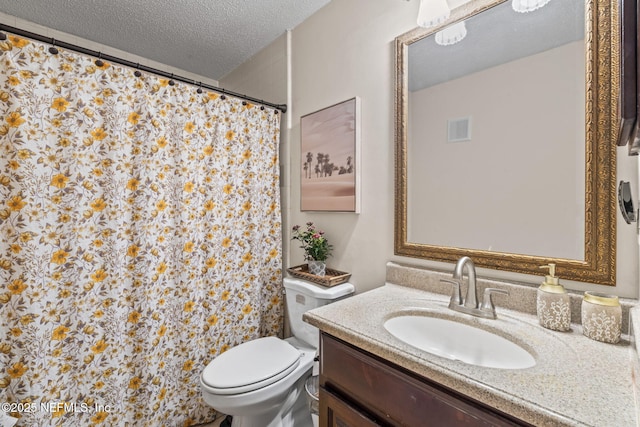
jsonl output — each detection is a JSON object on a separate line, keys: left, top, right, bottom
{"left": 291, "top": 222, "right": 333, "bottom": 276}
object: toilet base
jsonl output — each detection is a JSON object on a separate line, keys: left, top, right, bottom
{"left": 229, "top": 372, "right": 313, "bottom": 427}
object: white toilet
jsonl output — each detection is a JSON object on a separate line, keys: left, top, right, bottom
{"left": 200, "top": 277, "right": 354, "bottom": 427}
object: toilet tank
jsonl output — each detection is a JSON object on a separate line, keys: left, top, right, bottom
{"left": 283, "top": 277, "right": 354, "bottom": 348}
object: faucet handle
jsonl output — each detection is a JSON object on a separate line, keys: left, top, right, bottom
{"left": 440, "top": 279, "right": 462, "bottom": 306}
{"left": 480, "top": 288, "right": 509, "bottom": 318}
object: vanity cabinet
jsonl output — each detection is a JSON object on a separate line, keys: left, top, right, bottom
{"left": 319, "top": 333, "right": 531, "bottom": 427}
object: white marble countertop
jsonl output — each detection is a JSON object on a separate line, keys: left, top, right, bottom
{"left": 304, "top": 282, "right": 637, "bottom": 427}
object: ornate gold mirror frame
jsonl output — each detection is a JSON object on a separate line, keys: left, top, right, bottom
{"left": 395, "top": 0, "right": 617, "bottom": 285}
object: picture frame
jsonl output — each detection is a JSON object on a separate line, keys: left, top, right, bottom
{"left": 300, "top": 97, "right": 361, "bottom": 212}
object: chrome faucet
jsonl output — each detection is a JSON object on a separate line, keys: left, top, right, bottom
{"left": 454, "top": 256, "right": 477, "bottom": 309}
{"left": 441, "top": 256, "right": 509, "bottom": 319}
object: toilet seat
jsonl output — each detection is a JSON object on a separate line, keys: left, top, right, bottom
{"left": 201, "top": 336, "right": 301, "bottom": 395}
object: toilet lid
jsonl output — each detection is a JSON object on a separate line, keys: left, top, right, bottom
{"left": 201, "top": 336, "right": 301, "bottom": 394}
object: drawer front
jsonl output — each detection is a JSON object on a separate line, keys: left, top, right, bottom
{"left": 320, "top": 334, "right": 527, "bottom": 427}
{"left": 320, "top": 386, "right": 382, "bottom": 427}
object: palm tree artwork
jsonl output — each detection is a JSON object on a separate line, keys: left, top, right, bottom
{"left": 300, "top": 98, "right": 359, "bottom": 212}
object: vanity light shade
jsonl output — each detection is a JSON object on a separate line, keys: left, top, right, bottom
{"left": 417, "top": 0, "right": 451, "bottom": 28}
{"left": 435, "top": 21, "right": 467, "bottom": 46}
{"left": 511, "top": 0, "right": 551, "bottom": 13}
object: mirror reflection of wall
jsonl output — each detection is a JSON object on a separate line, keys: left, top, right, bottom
{"left": 407, "top": 0, "right": 585, "bottom": 259}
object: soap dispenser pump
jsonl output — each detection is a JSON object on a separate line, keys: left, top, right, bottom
{"left": 536, "top": 263, "right": 571, "bottom": 331}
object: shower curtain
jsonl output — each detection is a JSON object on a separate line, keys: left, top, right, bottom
{"left": 0, "top": 34, "right": 283, "bottom": 426}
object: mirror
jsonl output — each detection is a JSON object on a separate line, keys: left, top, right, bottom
{"left": 395, "top": 0, "right": 618, "bottom": 285}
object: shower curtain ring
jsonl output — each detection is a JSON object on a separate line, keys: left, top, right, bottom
{"left": 169, "top": 74, "right": 175, "bottom": 86}
{"left": 197, "top": 81, "right": 203, "bottom": 94}
{"left": 95, "top": 52, "right": 104, "bottom": 67}
{"left": 49, "top": 39, "right": 59, "bottom": 55}
{"left": 134, "top": 63, "right": 142, "bottom": 78}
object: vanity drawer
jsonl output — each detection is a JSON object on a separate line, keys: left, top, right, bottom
{"left": 320, "top": 386, "right": 381, "bottom": 427}
{"left": 320, "top": 333, "right": 529, "bottom": 427}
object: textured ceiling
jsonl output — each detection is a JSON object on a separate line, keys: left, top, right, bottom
{"left": 0, "top": 0, "right": 331, "bottom": 81}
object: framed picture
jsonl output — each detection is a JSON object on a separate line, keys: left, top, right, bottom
{"left": 300, "top": 97, "right": 361, "bottom": 212}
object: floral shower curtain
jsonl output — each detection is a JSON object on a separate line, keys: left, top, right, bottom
{"left": 0, "top": 34, "right": 283, "bottom": 426}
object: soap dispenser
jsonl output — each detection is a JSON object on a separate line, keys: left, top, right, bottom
{"left": 536, "top": 263, "right": 571, "bottom": 331}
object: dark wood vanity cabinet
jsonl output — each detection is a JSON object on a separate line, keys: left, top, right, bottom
{"left": 319, "top": 333, "right": 531, "bottom": 427}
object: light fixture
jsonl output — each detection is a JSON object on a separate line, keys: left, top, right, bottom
{"left": 435, "top": 21, "right": 467, "bottom": 46}
{"left": 417, "top": 0, "right": 451, "bottom": 28}
{"left": 511, "top": 0, "right": 551, "bottom": 13}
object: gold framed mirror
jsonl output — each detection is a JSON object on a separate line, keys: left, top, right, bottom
{"left": 394, "top": 0, "right": 617, "bottom": 285}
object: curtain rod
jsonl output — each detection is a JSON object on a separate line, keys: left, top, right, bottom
{"left": 0, "top": 23, "right": 287, "bottom": 113}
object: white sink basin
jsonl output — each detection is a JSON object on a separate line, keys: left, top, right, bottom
{"left": 384, "top": 315, "right": 536, "bottom": 370}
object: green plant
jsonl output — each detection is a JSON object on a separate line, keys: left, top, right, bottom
{"left": 291, "top": 222, "right": 333, "bottom": 262}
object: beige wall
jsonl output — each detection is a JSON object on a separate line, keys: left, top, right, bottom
{"left": 224, "top": 1, "right": 416, "bottom": 294}
{"left": 224, "top": 0, "right": 639, "bottom": 298}
{"left": 286, "top": 0, "right": 416, "bottom": 294}
{"left": 408, "top": 41, "right": 585, "bottom": 260}
{"left": 219, "top": 33, "right": 287, "bottom": 106}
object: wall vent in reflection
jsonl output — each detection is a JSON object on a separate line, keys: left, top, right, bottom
{"left": 447, "top": 116, "right": 471, "bottom": 142}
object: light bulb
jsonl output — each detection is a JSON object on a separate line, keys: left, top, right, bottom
{"left": 435, "top": 21, "right": 467, "bottom": 46}
{"left": 417, "top": 0, "right": 451, "bottom": 28}
{"left": 512, "top": 0, "right": 551, "bottom": 13}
